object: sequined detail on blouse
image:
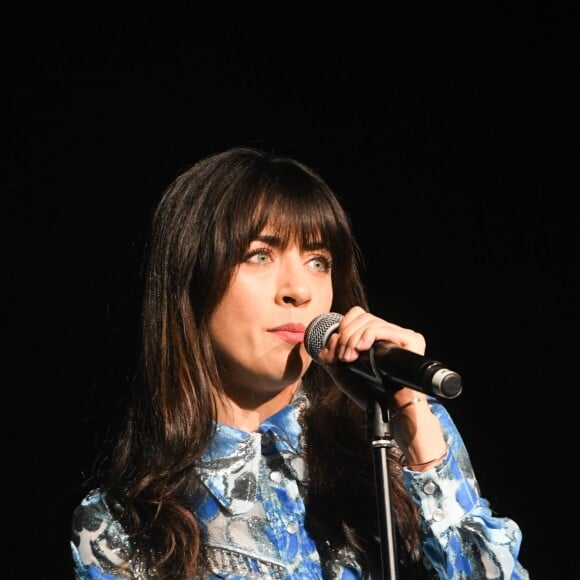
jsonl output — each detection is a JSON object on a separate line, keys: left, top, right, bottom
{"left": 71, "top": 393, "right": 529, "bottom": 579}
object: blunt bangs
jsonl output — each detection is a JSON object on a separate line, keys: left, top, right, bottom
{"left": 200, "top": 152, "right": 362, "bottom": 316}
{"left": 225, "top": 160, "right": 353, "bottom": 263}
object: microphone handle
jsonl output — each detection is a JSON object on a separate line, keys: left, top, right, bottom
{"left": 367, "top": 342, "right": 463, "bottom": 399}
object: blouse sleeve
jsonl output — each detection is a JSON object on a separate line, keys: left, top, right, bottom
{"left": 70, "top": 489, "right": 145, "bottom": 579}
{"left": 402, "top": 400, "right": 530, "bottom": 579}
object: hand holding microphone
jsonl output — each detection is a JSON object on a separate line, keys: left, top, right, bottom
{"left": 305, "top": 309, "right": 462, "bottom": 405}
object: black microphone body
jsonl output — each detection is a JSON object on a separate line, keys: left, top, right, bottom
{"left": 305, "top": 312, "right": 462, "bottom": 400}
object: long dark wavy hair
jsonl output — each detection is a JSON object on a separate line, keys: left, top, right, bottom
{"left": 95, "top": 146, "right": 422, "bottom": 577}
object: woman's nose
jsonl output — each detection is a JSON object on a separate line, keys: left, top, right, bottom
{"left": 276, "top": 262, "right": 312, "bottom": 306}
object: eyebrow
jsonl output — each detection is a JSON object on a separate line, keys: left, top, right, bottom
{"left": 255, "top": 234, "right": 329, "bottom": 252}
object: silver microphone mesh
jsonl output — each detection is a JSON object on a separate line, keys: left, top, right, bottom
{"left": 304, "top": 312, "right": 343, "bottom": 361}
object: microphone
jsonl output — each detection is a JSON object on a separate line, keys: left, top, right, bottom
{"left": 305, "top": 312, "right": 462, "bottom": 400}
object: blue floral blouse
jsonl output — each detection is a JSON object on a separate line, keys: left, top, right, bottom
{"left": 70, "top": 393, "right": 529, "bottom": 579}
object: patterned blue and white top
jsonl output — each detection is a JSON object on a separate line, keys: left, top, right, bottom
{"left": 70, "top": 392, "right": 529, "bottom": 579}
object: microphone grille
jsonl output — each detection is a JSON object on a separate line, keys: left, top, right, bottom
{"left": 304, "top": 312, "right": 343, "bottom": 361}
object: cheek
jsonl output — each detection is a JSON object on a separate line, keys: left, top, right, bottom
{"left": 208, "top": 277, "right": 261, "bottom": 344}
{"left": 208, "top": 306, "right": 241, "bottom": 367}
{"left": 315, "top": 280, "right": 333, "bottom": 311}
{"left": 209, "top": 299, "right": 242, "bottom": 346}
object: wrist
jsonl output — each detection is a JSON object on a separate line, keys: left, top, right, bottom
{"left": 390, "top": 395, "right": 428, "bottom": 420}
{"left": 404, "top": 445, "right": 448, "bottom": 471}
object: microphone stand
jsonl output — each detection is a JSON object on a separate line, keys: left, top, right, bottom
{"left": 321, "top": 367, "right": 401, "bottom": 579}
{"left": 368, "top": 398, "right": 399, "bottom": 580}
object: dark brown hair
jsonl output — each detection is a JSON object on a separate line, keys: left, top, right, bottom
{"left": 100, "top": 146, "right": 420, "bottom": 577}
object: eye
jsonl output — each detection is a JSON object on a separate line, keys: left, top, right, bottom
{"left": 308, "top": 254, "right": 332, "bottom": 273}
{"left": 244, "top": 247, "right": 274, "bottom": 264}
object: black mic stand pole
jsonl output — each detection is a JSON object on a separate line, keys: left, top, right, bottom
{"left": 368, "top": 397, "right": 399, "bottom": 580}
{"left": 321, "top": 366, "right": 401, "bottom": 579}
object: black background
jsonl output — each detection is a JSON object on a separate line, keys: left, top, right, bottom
{"left": 6, "top": 4, "right": 577, "bottom": 578}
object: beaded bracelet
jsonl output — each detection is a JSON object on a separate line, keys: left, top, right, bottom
{"left": 405, "top": 445, "right": 449, "bottom": 469}
{"left": 390, "top": 396, "right": 427, "bottom": 419}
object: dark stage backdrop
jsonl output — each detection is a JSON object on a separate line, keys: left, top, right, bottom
{"left": 6, "top": 5, "right": 576, "bottom": 578}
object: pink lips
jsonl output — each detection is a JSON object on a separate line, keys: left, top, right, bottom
{"left": 269, "top": 323, "right": 307, "bottom": 345}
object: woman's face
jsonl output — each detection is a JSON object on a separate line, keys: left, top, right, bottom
{"left": 209, "top": 228, "right": 334, "bottom": 400}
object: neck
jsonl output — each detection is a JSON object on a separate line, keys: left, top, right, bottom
{"left": 216, "top": 382, "right": 300, "bottom": 432}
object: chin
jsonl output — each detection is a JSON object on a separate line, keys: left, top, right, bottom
{"left": 280, "top": 346, "right": 309, "bottom": 381}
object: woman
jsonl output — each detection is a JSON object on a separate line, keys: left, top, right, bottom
{"left": 70, "top": 146, "right": 529, "bottom": 578}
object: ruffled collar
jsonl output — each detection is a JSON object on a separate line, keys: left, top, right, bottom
{"left": 196, "top": 390, "right": 309, "bottom": 514}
